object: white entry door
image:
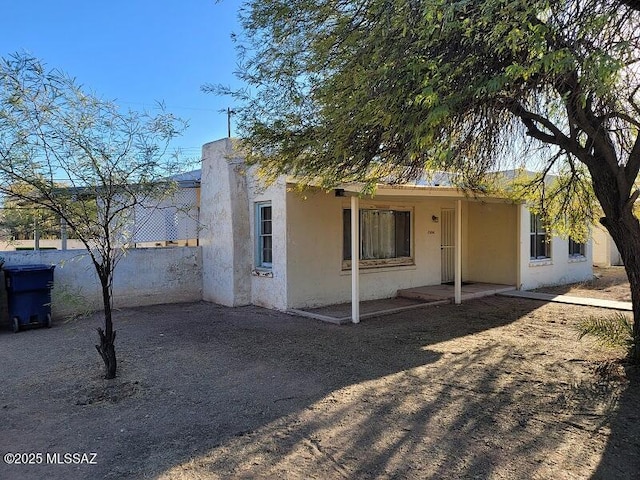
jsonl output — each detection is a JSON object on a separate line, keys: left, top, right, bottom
{"left": 441, "top": 208, "right": 455, "bottom": 283}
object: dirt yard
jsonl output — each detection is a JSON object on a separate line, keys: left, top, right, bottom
{"left": 536, "top": 266, "right": 632, "bottom": 302}
{"left": 0, "top": 270, "right": 638, "bottom": 480}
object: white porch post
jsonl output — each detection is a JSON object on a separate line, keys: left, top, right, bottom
{"left": 455, "top": 199, "right": 462, "bottom": 304}
{"left": 516, "top": 203, "right": 522, "bottom": 290}
{"left": 351, "top": 195, "right": 360, "bottom": 323}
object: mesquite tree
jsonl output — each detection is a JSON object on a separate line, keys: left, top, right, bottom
{"left": 0, "top": 54, "right": 186, "bottom": 378}
{"left": 216, "top": 0, "right": 640, "bottom": 362}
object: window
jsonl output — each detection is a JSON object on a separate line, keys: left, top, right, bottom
{"left": 530, "top": 213, "right": 550, "bottom": 260}
{"left": 569, "top": 238, "right": 585, "bottom": 257}
{"left": 343, "top": 208, "right": 412, "bottom": 266}
{"left": 256, "top": 202, "right": 272, "bottom": 269}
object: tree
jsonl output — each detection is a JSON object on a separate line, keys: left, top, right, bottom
{"left": 0, "top": 54, "right": 186, "bottom": 378}
{"left": 1, "top": 183, "right": 63, "bottom": 240}
{"left": 216, "top": 0, "right": 640, "bottom": 362}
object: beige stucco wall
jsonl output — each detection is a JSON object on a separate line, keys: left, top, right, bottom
{"left": 285, "top": 190, "right": 461, "bottom": 309}
{"left": 465, "top": 202, "right": 518, "bottom": 285}
{"left": 592, "top": 224, "right": 622, "bottom": 267}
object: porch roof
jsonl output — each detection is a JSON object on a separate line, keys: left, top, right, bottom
{"left": 286, "top": 179, "right": 514, "bottom": 202}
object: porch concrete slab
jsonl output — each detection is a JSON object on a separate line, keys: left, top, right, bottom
{"left": 398, "top": 283, "right": 516, "bottom": 302}
{"left": 290, "top": 297, "right": 445, "bottom": 324}
{"left": 291, "top": 283, "right": 517, "bottom": 325}
{"left": 498, "top": 290, "right": 633, "bottom": 311}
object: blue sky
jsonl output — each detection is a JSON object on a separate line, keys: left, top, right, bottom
{"left": 1, "top": 0, "right": 244, "bottom": 161}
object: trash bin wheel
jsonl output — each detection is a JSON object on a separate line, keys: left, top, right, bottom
{"left": 46, "top": 313, "right": 52, "bottom": 328}
{"left": 12, "top": 317, "right": 20, "bottom": 333}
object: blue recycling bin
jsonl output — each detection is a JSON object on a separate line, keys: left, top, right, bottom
{"left": 3, "top": 264, "right": 55, "bottom": 333}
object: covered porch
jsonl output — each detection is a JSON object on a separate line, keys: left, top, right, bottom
{"left": 333, "top": 184, "right": 521, "bottom": 323}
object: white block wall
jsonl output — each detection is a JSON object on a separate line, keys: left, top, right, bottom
{"left": 0, "top": 246, "right": 202, "bottom": 321}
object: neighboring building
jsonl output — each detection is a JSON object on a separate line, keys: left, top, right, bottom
{"left": 592, "top": 224, "right": 623, "bottom": 267}
{"left": 0, "top": 172, "right": 202, "bottom": 251}
{"left": 126, "top": 169, "right": 201, "bottom": 247}
{"left": 199, "top": 138, "right": 593, "bottom": 320}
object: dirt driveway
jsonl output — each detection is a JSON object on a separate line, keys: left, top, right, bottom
{"left": 0, "top": 273, "right": 638, "bottom": 479}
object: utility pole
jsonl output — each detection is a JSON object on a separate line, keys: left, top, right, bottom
{"left": 226, "top": 107, "right": 236, "bottom": 138}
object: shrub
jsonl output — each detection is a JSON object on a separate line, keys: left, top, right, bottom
{"left": 577, "top": 313, "right": 634, "bottom": 355}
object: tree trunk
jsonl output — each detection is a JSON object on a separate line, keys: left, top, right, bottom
{"left": 95, "top": 279, "right": 117, "bottom": 379}
{"left": 600, "top": 211, "right": 640, "bottom": 363}
{"left": 96, "top": 326, "right": 117, "bottom": 379}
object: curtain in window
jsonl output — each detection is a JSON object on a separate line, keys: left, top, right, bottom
{"left": 343, "top": 209, "right": 411, "bottom": 261}
{"left": 361, "top": 210, "right": 396, "bottom": 259}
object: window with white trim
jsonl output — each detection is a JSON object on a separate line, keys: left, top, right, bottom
{"left": 343, "top": 208, "right": 412, "bottom": 267}
{"left": 530, "top": 213, "right": 550, "bottom": 260}
{"left": 255, "top": 202, "right": 272, "bottom": 269}
{"left": 569, "top": 238, "right": 585, "bottom": 257}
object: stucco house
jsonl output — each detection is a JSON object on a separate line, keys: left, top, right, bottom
{"left": 200, "top": 138, "right": 593, "bottom": 322}
{"left": 592, "top": 225, "right": 623, "bottom": 267}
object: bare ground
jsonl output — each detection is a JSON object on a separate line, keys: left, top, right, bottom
{"left": 535, "top": 266, "right": 632, "bottom": 302}
{"left": 0, "top": 271, "right": 638, "bottom": 480}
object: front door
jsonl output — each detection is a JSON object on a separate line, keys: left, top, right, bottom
{"left": 441, "top": 208, "right": 455, "bottom": 283}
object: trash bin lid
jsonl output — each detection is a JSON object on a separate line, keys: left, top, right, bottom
{"left": 3, "top": 264, "right": 55, "bottom": 272}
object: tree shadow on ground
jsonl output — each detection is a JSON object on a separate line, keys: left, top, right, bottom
{"left": 590, "top": 363, "right": 640, "bottom": 479}
{"left": 0, "top": 297, "right": 635, "bottom": 479}
{"left": 157, "top": 316, "right": 635, "bottom": 479}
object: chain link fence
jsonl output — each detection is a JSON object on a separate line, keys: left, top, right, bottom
{"left": 129, "top": 187, "right": 200, "bottom": 247}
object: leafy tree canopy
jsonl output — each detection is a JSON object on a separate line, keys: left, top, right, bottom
{"left": 219, "top": 0, "right": 638, "bottom": 210}
{"left": 217, "top": 0, "right": 640, "bottom": 360}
